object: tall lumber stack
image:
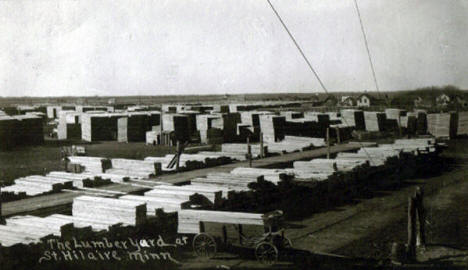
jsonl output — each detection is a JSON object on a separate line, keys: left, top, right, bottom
{"left": 81, "top": 113, "right": 125, "bottom": 142}
{"left": 106, "top": 158, "right": 161, "bottom": 178}
{"left": 197, "top": 114, "right": 221, "bottom": 143}
{"left": 266, "top": 136, "right": 325, "bottom": 154}
{"left": 364, "top": 112, "right": 386, "bottom": 132}
{"left": 415, "top": 110, "right": 428, "bottom": 134}
{"left": 384, "top": 108, "right": 407, "bottom": 132}
{"left": 57, "top": 111, "right": 81, "bottom": 140}
{"left": 145, "top": 130, "right": 160, "bottom": 144}
{"left": 162, "top": 113, "right": 190, "bottom": 142}
{"left": 427, "top": 112, "right": 458, "bottom": 138}
{"left": 340, "top": 109, "right": 365, "bottom": 130}
{"left": 119, "top": 194, "right": 190, "bottom": 215}
{"left": 72, "top": 196, "right": 147, "bottom": 228}
{"left": 67, "top": 156, "right": 110, "bottom": 173}
{"left": 259, "top": 115, "right": 285, "bottom": 142}
{"left": 0, "top": 116, "right": 16, "bottom": 150}
{"left": 456, "top": 111, "right": 468, "bottom": 136}
{"left": 13, "top": 115, "right": 44, "bottom": 146}
{"left": 178, "top": 209, "right": 264, "bottom": 234}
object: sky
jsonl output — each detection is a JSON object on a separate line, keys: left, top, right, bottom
{"left": 0, "top": 0, "right": 467, "bottom": 97}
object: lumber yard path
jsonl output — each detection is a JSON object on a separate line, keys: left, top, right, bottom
{"left": 3, "top": 142, "right": 368, "bottom": 217}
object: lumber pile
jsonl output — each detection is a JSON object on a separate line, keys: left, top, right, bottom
{"left": 221, "top": 143, "right": 267, "bottom": 158}
{"left": 57, "top": 111, "right": 81, "bottom": 140}
{"left": 145, "top": 153, "right": 232, "bottom": 171}
{"left": 178, "top": 209, "right": 264, "bottom": 234}
{"left": 145, "top": 130, "right": 159, "bottom": 145}
{"left": 266, "top": 136, "right": 325, "bottom": 154}
{"left": 162, "top": 114, "right": 191, "bottom": 142}
{"left": 119, "top": 195, "right": 191, "bottom": 215}
{"left": 385, "top": 108, "right": 407, "bottom": 120}
{"left": 72, "top": 196, "right": 147, "bottom": 229}
{"left": 190, "top": 173, "right": 264, "bottom": 191}
{"left": 457, "top": 111, "right": 468, "bottom": 136}
{"left": 67, "top": 156, "right": 110, "bottom": 173}
{"left": 46, "top": 171, "right": 119, "bottom": 187}
{"left": 259, "top": 115, "right": 286, "bottom": 143}
{"left": 427, "top": 112, "right": 458, "bottom": 138}
{"left": 280, "top": 111, "right": 304, "bottom": 120}
{"left": 81, "top": 113, "right": 125, "bottom": 142}
{"left": 106, "top": 158, "right": 161, "bottom": 178}
{"left": 340, "top": 109, "right": 365, "bottom": 130}
{"left": 364, "top": 112, "right": 386, "bottom": 132}
{"left": 0, "top": 116, "right": 16, "bottom": 150}
{"left": 6, "top": 215, "right": 73, "bottom": 237}
{"left": 2, "top": 175, "right": 74, "bottom": 196}
{"left": 230, "top": 167, "right": 293, "bottom": 184}
{"left": 416, "top": 111, "right": 428, "bottom": 134}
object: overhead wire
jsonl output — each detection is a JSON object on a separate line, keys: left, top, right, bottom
{"left": 266, "top": 0, "right": 376, "bottom": 163}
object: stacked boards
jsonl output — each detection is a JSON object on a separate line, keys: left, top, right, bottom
{"left": 259, "top": 115, "right": 286, "bottom": 143}
{"left": 427, "top": 112, "right": 458, "bottom": 138}
{"left": 340, "top": 109, "right": 365, "bottom": 130}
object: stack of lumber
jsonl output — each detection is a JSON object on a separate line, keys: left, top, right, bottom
{"left": 162, "top": 114, "right": 191, "bottom": 142}
{"left": 336, "top": 152, "right": 385, "bottom": 167}
{"left": 67, "top": 156, "right": 110, "bottom": 173}
{"left": 364, "top": 112, "right": 386, "bottom": 132}
{"left": 303, "top": 112, "right": 331, "bottom": 123}
{"left": 196, "top": 114, "right": 222, "bottom": 143}
{"left": 0, "top": 115, "right": 16, "bottom": 150}
{"left": 149, "top": 184, "right": 225, "bottom": 202}
{"left": 191, "top": 173, "right": 264, "bottom": 191}
{"left": 416, "top": 111, "right": 428, "bottom": 134}
{"left": 266, "top": 136, "right": 325, "bottom": 154}
{"left": 280, "top": 111, "right": 304, "bottom": 120}
{"left": 230, "top": 167, "right": 292, "bottom": 184}
{"left": 119, "top": 195, "right": 190, "bottom": 215}
{"left": 221, "top": 143, "right": 267, "bottom": 158}
{"left": 380, "top": 138, "right": 437, "bottom": 153}
{"left": 291, "top": 160, "right": 337, "bottom": 179}
{"left": 145, "top": 130, "right": 159, "bottom": 145}
{"left": 427, "top": 113, "right": 458, "bottom": 138}
{"left": 259, "top": 115, "right": 286, "bottom": 143}
{"left": 2, "top": 175, "right": 74, "bottom": 196}
{"left": 6, "top": 215, "right": 73, "bottom": 237}
{"left": 72, "top": 196, "right": 147, "bottom": 229}
{"left": 81, "top": 113, "right": 125, "bottom": 142}
{"left": 57, "top": 111, "right": 81, "bottom": 140}
{"left": 385, "top": 108, "right": 407, "bottom": 120}
{"left": 145, "top": 153, "right": 231, "bottom": 171}
{"left": 340, "top": 109, "right": 365, "bottom": 130}
{"left": 198, "top": 151, "right": 247, "bottom": 161}
{"left": 0, "top": 222, "right": 54, "bottom": 247}
{"left": 13, "top": 115, "right": 44, "bottom": 146}
{"left": 46, "top": 171, "right": 120, "bottom": 187}
{"left": 106, "top": 158, "right": 161, "bottom": 178}
{"left": 178, "top": 209, "right": 264, "bottom": 234}
{"left": 457, "top": 111, "right": 468, "bottom": 136}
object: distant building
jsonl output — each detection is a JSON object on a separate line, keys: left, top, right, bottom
{"left": 356, "top": 93, "right": 377, "bottom": 107}
{"left": 320, "top": 95, "right": 339, "bottom": 107}
{"left": 452, "top": 95, "right": 468, "bottom": 108}
{"left": 340, "top": 96, "right": 356, "bottom": 107}
{"left": 436, "top": 94, "right": 451, "bottom": 107}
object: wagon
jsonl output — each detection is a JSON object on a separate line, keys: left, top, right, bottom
{"left": 178, "top": 209, "right": 291, "bottom": 265}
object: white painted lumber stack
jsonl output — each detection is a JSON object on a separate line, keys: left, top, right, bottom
{"left": 67, "top": 156, "right": 107, "bottom": 173}
{"left": 146, "top": 130, "right": 159, "bottom": 144}
{"left": 119, "top": 195, "right": 189, "bottom": 215}
{"left": 149, "top": 184, "right": 225, "bottom": 202}
{"left": 457, "top": 111, "right": 468, "bottom": 136}
{"left": 178, "top": 209, "right": 264, "bottom": 234}
{"left": 427, "top": 113, "right": 457, "bottom": 138}
{"left": 266, "top": 136, "right": 325, "bottom": 154}
{"left": 221, "top": 143, "right": 267, "bottom": 158}
{"left": 259, "top": 115, "right": 285, "bottom": 143}
{"left": 230, "top": 167, "right": 292, "bottom": 184}
{"left": 2, "top": 175, "right": 74, "bottom": 196}
{"left": 364, "top": 111, "right": 386, "bottom": 132}
{"left": 72, "top": 196, "right": 147, "bottom": 228}
{"left": 6, "top": 215, "right": 72, "bottom": 237}
{"left": 0, "top": 223, "right": 52, "bottom": 247}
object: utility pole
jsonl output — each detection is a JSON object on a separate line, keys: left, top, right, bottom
{"left": 326, "top": 128, "right": 330, "bottom": 159}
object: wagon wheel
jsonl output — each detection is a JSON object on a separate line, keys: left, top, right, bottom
{"left": 193, "top": 233, "right": 217, "bottom": 258}
{"left": 255, "top": 242, "right": 278, "bottom": 265}
{"left": 282, "top": 236, "right": 293, "bottom": 248}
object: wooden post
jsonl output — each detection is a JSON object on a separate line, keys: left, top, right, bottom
{"left": 415, "top": 187, "right": 426, "bottom": 247}
{"left": 407, "top": 195, "right": 417, "bottom": 261}
{"left": 176, "top": 141, "right": 181, "bottom": 172}
{"left": 238, "top": 224, "right": 243, "bottom": 245}
{"left": 326, "top": 128, "right": 330, "bottom": 159}
{"left": 247, "top": 136, "right": 252, "bottom": 168}
{"left": 336, "top": 127, "right": 341, "bottom": 144}
{"left": 159, "top": 110, "right": 164, "bottom": 145}
{"left": 259, "top": 132, "right": 264, "bottom": 158}
{"left": 0, "top": 181, "right": 4, "bottom": 225}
